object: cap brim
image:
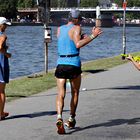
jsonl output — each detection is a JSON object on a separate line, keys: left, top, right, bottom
{"left": 5, "top": 22, "right": 11, "bottom": 25}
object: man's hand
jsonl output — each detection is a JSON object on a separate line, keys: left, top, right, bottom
{"left": 92, "top": 27, "right": 103, "bottom": 38}
{"left": 5, "top": 52, "right": 12, "bottom": 58}
{"left": 81, "top": 33, "right": 88, "bottom": 39}
{"left": 126, "top": 54, "right": 133, "bottom": 61}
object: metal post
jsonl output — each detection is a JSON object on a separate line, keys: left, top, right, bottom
{"left": 44, "top": 0, "right": 49, "bottom": 73}
{"left": 45, "top": 0, "right": 51, "bottom": 73}
{"left": 77, "top": 0, "right": 80, "bottom": 7}
{"left": 36, "top": 0, "right": 39, "bottom": 22}
{"left": 122, "top": 0, "right": 127, "bottom": 60}
{"left": 96, "top": 6, "right": 101, "bottom": 27}
{"left": 45, "top": 42, "right": 48, "bottom": 73}
{"left": 36, "top": 0, "right": 51, "bottom": 73}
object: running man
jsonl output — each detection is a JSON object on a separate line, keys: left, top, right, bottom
{"left": 55, "top": 9, "right": 102, "bottom": 134}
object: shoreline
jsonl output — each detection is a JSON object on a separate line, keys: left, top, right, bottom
{"left": 9, "top": 52, "right": 140, "bottom": 81}
{"left": 11, "top": 22, "right": 140, "bottom": 27}
{"left": 114, "top": 23, "right": 140, "bottom": 27}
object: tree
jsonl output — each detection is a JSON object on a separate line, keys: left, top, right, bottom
{"left": 113, "top": 0, "right": 123, "bottom": 7}
{"left": 17, "top": 0, "right": 25, "bottom": 8}
{"left": 113, "top": 0, "right": 140, "bottom": 19}
{"left": 17, "top": 0, "right": 34, "bottom": 8}
{"left": 66, "top": 0, "right": 78, "bottom": 7}
{"left": 0, "top": 0, "right": 140, "bottom": 19}
{"left": 80, "top": 0, "right": 98, "bottom": 7}
{"left": 114, "top": 0, "right": 140, "bottom": 7}
{"left": 51, "top": 0, "right": 58, "bottom": 7}
{"left": 0, "top": 0, "right": 17, "bottom": 19}
{"left": 25, "top": 0, "right": 34, "bottom": 7}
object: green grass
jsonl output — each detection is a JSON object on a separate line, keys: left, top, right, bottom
{"left": 6, "top": 72, "right": 56, "bottom": 101}
{"left": 82, "top": 55, "right": 126, "bottom": 72}
{"left": 6, "top": 52, "right": 140, "bottom": 101}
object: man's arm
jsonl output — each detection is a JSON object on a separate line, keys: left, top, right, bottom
{"left": 126, "top": 54, "right": 140, "bottom": 70}
{"left": 0, "top": 35, "right": 11, "bottom": 58}
{"left": 0, "top": 35, "right": 6, "bottom": 50}
{"left": 72, "top": 26, "right": 102, "bottom": 49}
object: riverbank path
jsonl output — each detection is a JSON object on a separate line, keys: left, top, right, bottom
{"left": 0, "top": 62, "right": 140, "bottom": 140}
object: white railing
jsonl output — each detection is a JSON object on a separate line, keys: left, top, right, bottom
{"left": 51, "top": 7, "right": 140, "bottom": 12}
{"left": 18, "top": 7, "right": 140, "bottom": 12}
{"left": 18, "top": 8, "right": 38, "bottom": 12}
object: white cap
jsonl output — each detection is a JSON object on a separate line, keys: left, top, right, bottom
{"left": 0, "top": 17, "right": 11, "bottom": 25}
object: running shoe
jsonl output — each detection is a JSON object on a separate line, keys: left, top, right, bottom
{"left": 56, "top": 118, "right": 65, "bottom": 134}
{"left": 65, "top": 118, "right": 76, "bottom": 129}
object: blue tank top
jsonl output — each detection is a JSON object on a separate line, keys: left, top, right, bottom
{"left": 57, "top": 24, "right": 81, "bottom": 67}
{"left": 0, "top": 31, "right": 9, "bottom": 83}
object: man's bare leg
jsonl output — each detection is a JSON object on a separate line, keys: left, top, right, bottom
{"left": 65, "top": 75, "right": 81, "bottom": 128}
{"left": 56, "top": 78, "right": 67, "bottom": 134}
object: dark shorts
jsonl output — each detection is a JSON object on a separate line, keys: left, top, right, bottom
{"left": 55, "top": 64, "right": 82, "bottom": 79}
{"left": 0, "top": 57, "right": 9, "bottom": 83}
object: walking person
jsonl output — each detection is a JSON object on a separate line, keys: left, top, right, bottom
{"left": 0, "top": 17, "right": 11, "bottom": 120}
{"left": 55, "top": 9, "right": 102, "bottom": 134}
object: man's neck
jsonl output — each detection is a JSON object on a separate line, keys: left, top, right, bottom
{"left": 67, "top": 22, "right": 74, "bottom": 25}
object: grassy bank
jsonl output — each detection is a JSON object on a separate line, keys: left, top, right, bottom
{"left": 6, "top": 52, "right": 140, "bottom": 101}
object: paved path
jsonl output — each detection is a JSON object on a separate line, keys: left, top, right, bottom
{"left": 0, "top": 62, "right": 140, "bottom": 140}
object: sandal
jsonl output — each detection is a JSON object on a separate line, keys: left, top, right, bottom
{"left": 1, "top": 112, "right": 9, "bottom": 120}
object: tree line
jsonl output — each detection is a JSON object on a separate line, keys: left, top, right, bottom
{"left": 52, "top": 0, "right": 140, "bottom": 7}
{"left": 0, "top": 0, "right": 36, "bottom": 18}
{"left": 0, "top": 0, "right": 140, "bottom": 19}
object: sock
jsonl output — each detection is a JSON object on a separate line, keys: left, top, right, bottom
{"left": 69, "top": 116, "right": 75, "bottom": 122}
{"left": 57, "top": 114, "right": 62, "bottom": 120}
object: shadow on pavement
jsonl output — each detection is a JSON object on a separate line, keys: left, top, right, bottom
{"left": 4, "top": 110, "right": 69, "bottom": 120}
{"left": 83, "top": 69, "right": 107, "bottom": 74}
{"left": 7, "top": 95, "right": 27, "bottom": 98}
{"left": 109, "top": 85, "right": 140, "bottom": 90}
{"left": 80, "top": 85, "right": 140, "bottom": 93}
{"left": 7, "top": 93, "right": 57, "bottom": 99}
{"left": 68, "top": 117, "right": 140, "bottom": 134}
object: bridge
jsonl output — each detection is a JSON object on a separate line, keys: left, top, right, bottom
{"left": 18, "top": 7, "right": 140, "bottom": 13}
{"left": 17, "top": 7, "right": 140, "bottom": 27}
{"left": 51, "top": 7, "right": 140, "bottom": 12}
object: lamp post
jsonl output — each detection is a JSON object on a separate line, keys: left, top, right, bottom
{"left": 122, "top": 0, "right": 127, "bottom": 60}
{"left": 96, "top": 6, "right": 101, "bottom": 27}
{"left": 37, "top": 0, "right": 51, "bottom": 73}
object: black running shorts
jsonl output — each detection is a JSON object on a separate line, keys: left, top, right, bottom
{"left": 55, "top": 64, "right": 82, "bottom": 79}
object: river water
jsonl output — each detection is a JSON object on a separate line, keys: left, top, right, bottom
{"left": 6, "top": 26, "right": 140, "bottom": 79}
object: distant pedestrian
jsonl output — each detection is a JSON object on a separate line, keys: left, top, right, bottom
{"left": 126, "top": 54, "right": 140, "bottom": 70}
{"left": 55, "top": 9, "right": 102, "bottom": 134}
{"left": 0, "top": 17, "right": 11, "bottom": 120}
